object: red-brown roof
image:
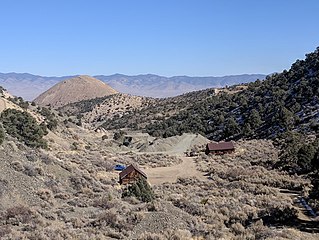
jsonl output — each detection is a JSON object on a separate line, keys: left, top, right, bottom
{"left": 207, "top": 142, "right": 235, "bottom": 151}
{"left": 119, "top": 164, "right": 147, "bottom": 180}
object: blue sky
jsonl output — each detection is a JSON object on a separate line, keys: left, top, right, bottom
{"left": 0, "top": 0, "right": 318, "bottom": 77}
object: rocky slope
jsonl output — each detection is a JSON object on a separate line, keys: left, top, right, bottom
{"left": 59, "top": 93, "right": 156, "bottom": 129}
{"left": 34, "top": 75, "right": 118, "bottom": 108}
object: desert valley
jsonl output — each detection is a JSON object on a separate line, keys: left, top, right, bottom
{"left": 0, "top": 47, "right": 318, "bottom": 239}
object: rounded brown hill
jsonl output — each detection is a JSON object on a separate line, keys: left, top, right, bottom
{"left": 34, "top": 75, "right": 118, "bottom": 108}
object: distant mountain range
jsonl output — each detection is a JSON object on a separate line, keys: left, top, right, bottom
{"left": 0, "top": 72, "right": 266, "bottom": 100}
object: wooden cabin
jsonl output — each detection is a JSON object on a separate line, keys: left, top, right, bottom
{"left": 119, "top": 164, "right": 147, "bottom": 185}
{"left": 205, "top": 142, "right": 235, "bottom": 155}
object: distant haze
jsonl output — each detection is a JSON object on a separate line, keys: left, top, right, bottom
{"left": 0, "top": 72, "right": 266, "bottom": 100}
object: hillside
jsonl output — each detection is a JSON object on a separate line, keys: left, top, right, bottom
{"left": 0, "top": 92, "right": 317, "bottom": 238}
{"left": 60, "top": 86, "right": 223, "bottom": 130}
{"left": 59, "top": 93, "right": 157, "bottom": 129}
{"left": 99, "top": 48, "right": 319, "bottom": 141}
{"left": 0, "top": 87, "right": 21, "bottom": 113}
{"left": 0, "top": 72, "right": 265, "bottom": 100}
{"left": 34, "top": 75, "right": 118, "bottom": 108}
{"left": 0, "top": 71, "right": 319, "bottom": 238}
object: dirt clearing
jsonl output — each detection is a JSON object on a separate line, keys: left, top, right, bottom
{"left": 143, "top": 157, "right": 206, "bottom": 185}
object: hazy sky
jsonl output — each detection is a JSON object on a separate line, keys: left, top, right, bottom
{"left": 0, "top": 0, "right": 318, "bottom": 77}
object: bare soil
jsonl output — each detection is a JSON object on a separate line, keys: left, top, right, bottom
{"left": 144, "top": 156, "right": 206, "bottom": 185}
{"left": 34, "top": 75, "right": 118, "bottom": 107}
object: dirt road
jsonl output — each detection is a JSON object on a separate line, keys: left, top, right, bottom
{"left": 141, "top": 134, "right": 208, "bottom": 185}
{"left": 0, "top": 98, "right": 7, "bottom": 112}
{"left": 279, "top": 189, "right": 317, "bottom": 222}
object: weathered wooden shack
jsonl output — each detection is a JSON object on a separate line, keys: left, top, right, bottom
{"left": 205, "top": 142, "right": 235, "bottom": 155}
{"left": 119, "top": 164, "right": 147, "bottom": 185}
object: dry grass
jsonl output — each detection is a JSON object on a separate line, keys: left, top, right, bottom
{"left": 0, "top": 131, "right": 318, "bottom": 239}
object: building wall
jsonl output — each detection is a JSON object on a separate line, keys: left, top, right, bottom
{"left": 206, "top": 148, "right": 235, "bottom": 155}
{"left": 120, "top": 170, "right": 146, "bottom": 185}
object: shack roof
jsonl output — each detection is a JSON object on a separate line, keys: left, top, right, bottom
{"left": 119, "top": 164, "right": 147, "bottom": 180}
{"left": 207, "top": 142, "right": 235, "bottom": 151}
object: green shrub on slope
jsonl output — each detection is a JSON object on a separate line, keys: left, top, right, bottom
{"left": 122, "top": 178, "right": 154, "bottom": 202}
{"left": 0, "top": 109, "right": 47, "bottom": 148}
{"left": 0, "top": 124, "right": 4, "bottom": 145}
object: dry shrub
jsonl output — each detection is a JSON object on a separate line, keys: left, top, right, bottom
{"left": 44, "top": 178, "right": 60, "bottom": 193}
{"left": 11, "top": 161, "right": 23, "bottom": 171}
{"left": 0, "top": 179, "right": 8, "bottom": 197}
{"left": 23, "top": 165, "right": 37, "bottom": 176}
{"left": 26, "top": 153, "right": 38, "bottom": 162}
{"left": 41, "top": 154, "right": 54, "bottom": 164}
{"left": 146, "top": 200, "right": 164, "bottom": 212}
{"left": 231, "top": 222, "right": 245, "bottom": 235}
{"left": 139, "top": 233, "right": 165, "bottom": 240}
{"left": 164, "top": 229, "right": 192, "bottom": 240}
{"left": 0, "top": 226, "right": 11, "bottom": 238}
{"left": 130, "top": 212, "right": 145, "bottom": 223}
{"left": 70, "top": 217, "right": 84, "bottom": 228}
{"left": 5, "top": 205, "right": 35, "bottom": 224}
{"left": 138, "top": 229, "right": 192, "bottom": 240}
{"left": 69, "top": 176, "right": 89, "bottom": 190}
{"left": 81, "top": 187, "right": 94, "bottom": 197}
{"left": 90, "top": 209, "right": 120, "bottom": 228}
{"left": 67, "top": 197, "right": 88, "bottom": 207}
{"left": 26, "top": 227, "right": 76, "bottom": 240}
{"left": 172, "top": 197, "right": 205, "bottom": 216}
{"left": 93, "top": 195, "right": 115, "bottom": 209}
{"left": 246, "top": 220, "right": 272, "bottom": 239}
{"left": 92, "top": 159, "right": 114, "bottom": 171}
{"left": 35, "top": 166, "right": 44, "bottom": 175}
{"left": 37, "top": 188, "right": 53, "bottom": 201}
{"left": 123, "top": 196, "right": 141, "bottom": 205}
{"left": 54, "top": 192, "right": 70, "bottom": 199}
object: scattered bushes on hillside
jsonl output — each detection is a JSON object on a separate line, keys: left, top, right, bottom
{"left": 123, "top": 153, "right": 182, "bottom": 167}
{"left": 4, "top": 205, "right": 36, "bottom": 225}
{"left": 0, "top": 179, "right": 8, "bottom": 197}
{"left": 0, "top": 136, "right": 315, "bottom": 239}
{"left": 309, "top": 172, "right": 319, "bottom": 210}
{"left": 113, "top": 130, "right": 126, "bottom": 141}
{"left": 0, "top": 86, "right": 6, "bottom": 95}
{"left": 260, "top": 206, "right": 298, "bottom": 226}
{"left": 58, "top": 95, "right": 115, "bottom": 115}
{"left": 8, "top": 96, "right": 29, "bottom": 109}
{"left": 38, "top": 107, "right": 58, "bottom": 130}
{"left": 101, "top": 47, "right": 319, "bottom": 142}
{"left": 0, "top": 109, "right": 48, "bottom": 148}
{"left": 0, "top": 226, "right": 11, "bottom": 238}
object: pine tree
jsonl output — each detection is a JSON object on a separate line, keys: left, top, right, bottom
{"left": 247, "top": 109, "right": 262, "bottom": 129}
{"left": 0, "top": 124, "right": 5, "bottom": 145}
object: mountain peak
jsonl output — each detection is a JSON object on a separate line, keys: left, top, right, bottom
{"left": 34, "top": 75, "right": 118, "bottom": 108}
